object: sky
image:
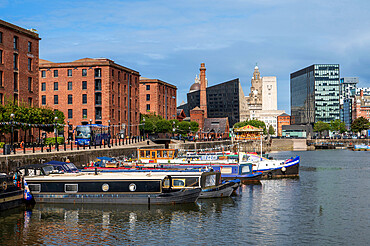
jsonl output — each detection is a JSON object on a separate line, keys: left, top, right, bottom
{"left": 2, "top": 0, "right": 370, "bottom": 113}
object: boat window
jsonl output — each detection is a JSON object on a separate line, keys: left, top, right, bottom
{"left": 140, "top": 151, "right": 145, "bottom": 158}
{"left": 185, "top": 177, "right": 199, "bottom": 187}
{"left": 157, "top": 151, "right": 162, "bottom": 158}
{"left": 163, "top": 151, "right": 168, "bottom": 157}
{"left": 163, "top": 178, "right": 170, "bottom": 188}
{"left": 168, "top": 151, "right": 173, "bottom": 158}
{"left": 241, "top": 165, "right": 251, "bottom": 174}
{"left": 172, "top": 179, "right": 185, "bottom": 188}
{"left": 221, "top": 167, "right": 232, "bottom": 174}
{"left": 151, "top": 151, "right": 156, "bottom": 159}
{"left": 65, "top": 184, "right": 78, "bottom": 193}
{"left": 43, "top": 166, "right": 55, "bottom": 175}
{"left": 28, "top": 184, "right": 41, "bottom": 193}
{"left": 146, "top": 151, "right": 150, "bottom": 158}
{"left": 205, "top": 175, "right": 216, "bottom": 187}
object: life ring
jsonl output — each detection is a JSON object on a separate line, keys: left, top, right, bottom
{"left": 2, "top": 181, "right": 7, "bottom": 191}
{"left": 20, "top": 141, "right": 24, "bottom": 148}
{"left": 281, "top": 166, "right": 287, "bottom": 173}
{"left": 267, "top": 172, "right": 273, "bottom": 179}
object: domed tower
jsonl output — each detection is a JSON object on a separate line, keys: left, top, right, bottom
{"left": 248, "top": 65, "right": 262, "bottom": 106}
{"left": 189, "top": 75, "right": 201, "bottom": 93}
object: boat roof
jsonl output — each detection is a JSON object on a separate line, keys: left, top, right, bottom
{"left": 17, "top": 164, "right": 54, "bottom": 170}
{"left": 24, "top": 172, "right": 170, "bottom": 181}
{"left": 96, "top": 157, "right": 115, "bottom": 161}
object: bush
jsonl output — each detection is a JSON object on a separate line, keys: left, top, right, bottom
{"left": 45, "top": 137, "right": 65, "bottom": 145}
{"left": 0, "top": 142, "right": 4, "bottom": 148}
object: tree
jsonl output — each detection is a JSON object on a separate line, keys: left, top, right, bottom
{"left": 0, "top": 101, "right": 65, "bottom": 133}
{"left": 190, "top": 121, "right": 199, "bottom": 134}
{"left": 177, "top": 121, "right": 191, "bottom": 135}
{"left": 330, "top": 119, "right": 346, "bottom": 134}
{"left": 314, "top": 121, "right": 330, "bottom": 136}
{"left": 268, "top": 125, "right": 275, "bottom": 135}
{"left": 351, "top": 117, "right": 370, "bottom": 133}
{"left": 156, "top": 119, "right": 172, "bottom": 133}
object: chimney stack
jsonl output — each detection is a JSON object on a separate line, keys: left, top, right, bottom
{"left": 199, "top": 63, "right": 207, "bottom": 118}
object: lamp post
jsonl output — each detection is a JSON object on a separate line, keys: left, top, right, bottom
{"left": 54, "top": 116, "right": 58, "bottom": 151}
{"left": 10, "top": 113, "right": 14, "bottom": 153}
{"left": 89, "top": 119, "right": 92, "bottom": 125}
{"left": 67, "top": 120, "right": 70, "bottom": 144}
{"left": 108, "top": 120, "right": 111, "bottom": 146}
{"left": 142, "top": 118, "right": 146, "bottom": 140}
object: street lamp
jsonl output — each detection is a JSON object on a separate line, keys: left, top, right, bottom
{"left": 89, "top": 119, "right": 92, "bottom": 125}
{"left": 10, "top": 113, "right": 14, "bottom": 153}
{"left": 142, "top": 118, "right": 146, "bottom": 140}
{"left": 67, "top": 120, "right": 70, "bottom": 144}
{"left": 108, "top": 120, "right": 111, "bottom": 146}
{"left": 54, "top": 116, "right": 58, "bottom": 151}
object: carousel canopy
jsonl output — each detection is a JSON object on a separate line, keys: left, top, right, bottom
{"left": 234, "top": 125, "right": 263, "bottom": 132}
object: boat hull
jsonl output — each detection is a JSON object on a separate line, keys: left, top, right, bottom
{"left": 199, "top": 182, "right": 237, "bottom": 198}
{"left": 31, "top": 188, "right": 201, "bottom": 205}
{"left": 258, "top": 162, "right": 299, "bottom": 179}
{"left": 0, "top": 189, "right": 24, "bottom": 211}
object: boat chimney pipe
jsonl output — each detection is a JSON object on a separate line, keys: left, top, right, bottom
{"left": 95, "top": 167, "right": 98, "bottom": 175}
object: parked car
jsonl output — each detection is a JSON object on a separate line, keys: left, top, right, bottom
{"left": 351, "top": 135, "right": 358, "bottom": 139}
{"left": 359, "top": 135, "right": 365, "bottom": 139}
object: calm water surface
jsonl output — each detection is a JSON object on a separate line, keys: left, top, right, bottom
{"left": 1, "top": 150, "right": 369, "bottom": 245}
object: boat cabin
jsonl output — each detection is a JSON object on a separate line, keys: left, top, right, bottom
{"left": 138, "top": 149, "right": 178, "bottom": 163}
{"left": 45, "top": 161, "right": 79, "bottom": 173}
{"left": 162, "top": 171, "right": 221, "bottom": 190}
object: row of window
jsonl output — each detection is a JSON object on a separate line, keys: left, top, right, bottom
{"left": 0, "top": 50, "right": 33, "bottom": 72}
{"left": 0, "top": 33, "right": 33, "bottom": 53}
{"left": 41, "top": 68, "right": 89, "bottom": 78}
{"left": 41, "top": 94, "right": 91, "bottom": 105}
{"left": 0, "top": 71, "right": 34, "bottom": 92}
{"left": 41, "top": 81, "right": 89, "bottom": 91}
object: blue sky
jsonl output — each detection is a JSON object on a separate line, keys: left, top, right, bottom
{"left": 2, "top": 0, "right": 370, "bottom": 113}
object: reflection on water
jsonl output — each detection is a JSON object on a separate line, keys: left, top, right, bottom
{"left": 1, "top": 150, "right": 369, "bottom": 245}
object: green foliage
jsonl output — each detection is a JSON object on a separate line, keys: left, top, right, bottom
{"left": 140, "top": 113, "right": 198, "bottom": 134}
{"left": 233, "top": 119, "right": 267, "bottom": 134}
{"left": 268, "top": 125, "right": 275, "bottom": 135}
{"left": 45, "top": 137, "right": 65, "bottom": 145}
{"left": 156, "top": 119, "right": 172, "bottom": 133}
{"left": 351, "top": 117, "right": 370, "bottom": 133}
{"left": 177, "top": 121, "right": 191, "bottom": 135}
{"left": 190, "top": 121, "right": 199, "bottom": 134}
{"left": 314, "top": 121, "right": 330, "bottom": 133}
{"left": 0, "top": 142, "right": 4, "bottom": 148}
{"left": 0, "top": 100, "right": 65, "bottom": 133}
{"left": 330, "top": 119, "right": 346, "bottom": 133}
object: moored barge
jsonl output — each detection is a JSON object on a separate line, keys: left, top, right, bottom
{"left": 23, "top": 169, "right": 200, "bottom": 205}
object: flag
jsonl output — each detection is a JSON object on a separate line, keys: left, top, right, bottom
{"left": 23, "top": 180, "right": 33, "bottom": 201}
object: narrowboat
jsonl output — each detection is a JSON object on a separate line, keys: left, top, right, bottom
{"left": 0, "top": 172, "right": 24, "bottom": 211}
{"left": 137, "top": 149, "right": 262, "bottom": 182}
{"left": 20, "top": 165, "right": 200, "bottom": 205}
{"left": 83, "top": 169, "right": 240, "bottom": 198}
{"left": 137, "top": 149, "right": 299, "bottom": 179}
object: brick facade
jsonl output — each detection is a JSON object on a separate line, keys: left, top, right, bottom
{"left": 0, "top": 19, "right": 40, "bottom": 143}
{"left": 277, "top": 113, "right": 291, "bottom": 136}
{"left": 139, "top": 78, "right": 177, "bottom": 119}
{"left": 39, "top": 58, "right": 141, "bottom": 138}
{"left": 190, "top": 107, "right": 205, "bottom": 131}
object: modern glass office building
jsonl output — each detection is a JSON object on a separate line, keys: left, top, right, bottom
{"left": 290, "top": 64, "right": 340, "bottom": 125}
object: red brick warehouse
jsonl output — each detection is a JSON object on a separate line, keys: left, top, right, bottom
{"left": 139, "top": 78, "right": 177, "bottom": 119}
{"left": 0, "top": 19, "right": 41, "bottom": 143}
{"left": 39, "top": 58, "right": 141, "bottom": 138}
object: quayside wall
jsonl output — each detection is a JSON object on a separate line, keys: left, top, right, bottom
{"left": 0, "top": 144, "right": 164, "bottom": 173}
